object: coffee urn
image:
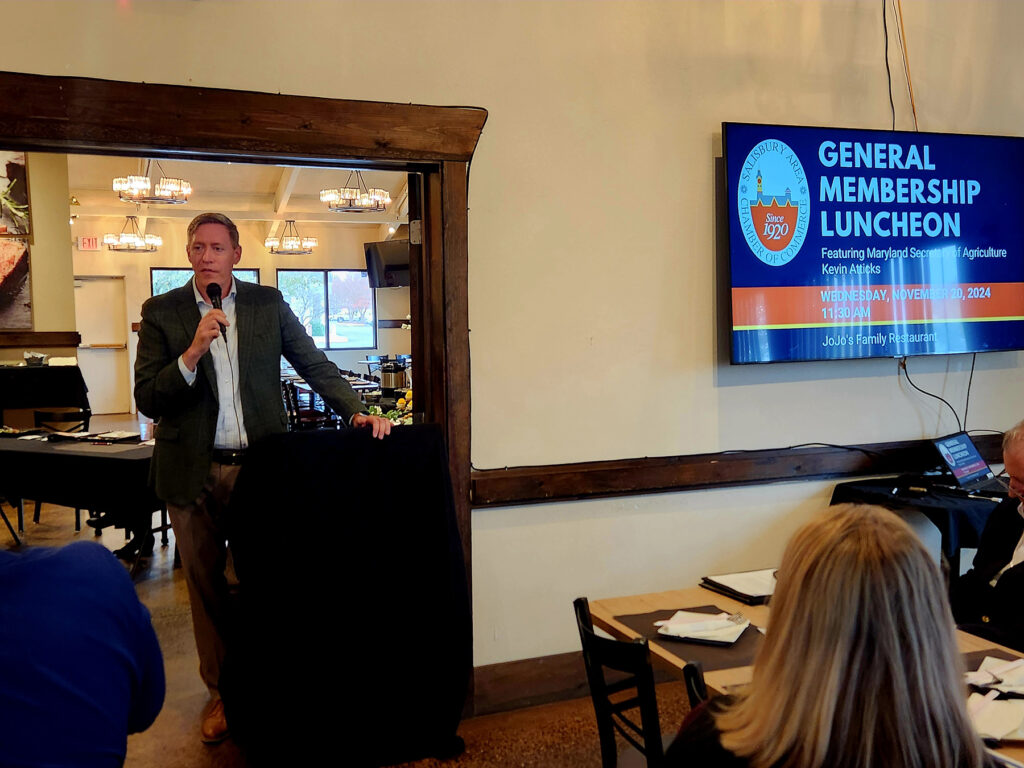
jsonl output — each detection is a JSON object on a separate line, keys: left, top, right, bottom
{"left": 380, "top": 360, "right": 407, "bottom": 398}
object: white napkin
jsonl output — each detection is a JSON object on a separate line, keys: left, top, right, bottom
{"left": 966, "top": 657, "right": 1024, "bottom": 694}
{"left": 968, "top": 692, "right": 1024, "bottom": 740}
{"left": 655, "top": 610, "right": 733, "bottom": 632}
{"left": 654, "top": 610, "right": 749, "bottom": 643}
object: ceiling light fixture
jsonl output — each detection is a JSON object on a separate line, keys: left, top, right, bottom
{"left": 265, "top": 220, "right": 317, "bottom": 255}
{"left": 112, "top": 159, "right": 192, "bottom": 205}
{"left": 320, "top": 170, "right": 391, "bottom": 213}
{"left": 104, "top": 215, "right": 162, "bottom": 252}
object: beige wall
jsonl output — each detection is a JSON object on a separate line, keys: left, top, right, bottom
{"left": 4, "top": 0, "right": 1024, "bottom": 664}
{"left": 26, "top": 153, "right": 75, "bottom": 332}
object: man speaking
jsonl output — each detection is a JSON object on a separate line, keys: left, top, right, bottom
{"left": 135, "top": 212, "right": 390, "bottom": 743}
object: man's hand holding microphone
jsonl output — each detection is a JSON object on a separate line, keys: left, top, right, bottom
{"left": 182, "top": 282, "right": 228, "bottom": 373}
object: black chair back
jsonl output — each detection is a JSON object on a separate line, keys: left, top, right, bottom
{"left": 361, "top": 354, "right": 385, "bottom": 378}
{"left": 34, "top": 407, "right": 91, "bottom": 433}
{"left": 281, "top": 381, "right": 336, "bottom": 431}
{"left": 682, "top": 661, "right": 708, "bottom": 708}
{"left": 281, "top": 381, "right": 300, "bottom": 430}
{"left": 28, "top": 407, "right": 93, "bottom": 532}
{"left": 574, "top": 596, "right": 664, "bottom": 767}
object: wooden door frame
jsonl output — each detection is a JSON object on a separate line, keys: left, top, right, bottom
{"left": 0, "top": 69, "right": 482, "bottom": 658}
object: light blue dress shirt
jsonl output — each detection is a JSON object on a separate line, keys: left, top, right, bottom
{"left": 176, "top": 278, "right": 249, "bottom": 450}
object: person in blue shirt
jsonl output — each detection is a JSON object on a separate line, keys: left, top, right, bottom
{"left": 0, "top": 541, "right": 165, "bottom": 767}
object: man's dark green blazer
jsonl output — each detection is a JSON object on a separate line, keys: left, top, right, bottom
{"left": 134, "top": 278, "right": 366, "bottom": 506}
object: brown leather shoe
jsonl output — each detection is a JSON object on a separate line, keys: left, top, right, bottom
{"left": 200, "top": 698, "right": 229, "bottom": 744}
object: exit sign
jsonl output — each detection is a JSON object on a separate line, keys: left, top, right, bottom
{"left": 77, "top": 236, "right": 100, "bottom": 251}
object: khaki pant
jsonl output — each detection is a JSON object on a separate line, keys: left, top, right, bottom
{"left": 166, "top": 462, "right": 241, "bottom": 697}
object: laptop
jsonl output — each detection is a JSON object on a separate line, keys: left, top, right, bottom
{"left": 931, "top": 432, "right": 1007, "bottom": 496}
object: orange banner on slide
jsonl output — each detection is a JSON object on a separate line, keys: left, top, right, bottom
{"left": 732, "top": 282, "right": 1024, "bottom": 329}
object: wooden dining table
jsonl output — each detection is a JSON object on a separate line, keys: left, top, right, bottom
{"left": 590, "top": 586, "right": 1024, "bottom": 763}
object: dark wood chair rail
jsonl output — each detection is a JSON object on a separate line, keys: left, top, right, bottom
{"left": 0, "top": 332, "right": 81, "bottom": 348}
{"left": 470, "top": 434, "right": 1004, "bottom": 507}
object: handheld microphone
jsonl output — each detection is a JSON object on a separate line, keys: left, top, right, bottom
{"left": 207, "top": 282, "right": 227, "bottom": 339}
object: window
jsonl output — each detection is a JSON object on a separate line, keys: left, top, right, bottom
{"left": 150, "top": 268, "right": 259, "bottom": 296}
{"left": 277, "top": 269, "right": 376, "bottom": 350}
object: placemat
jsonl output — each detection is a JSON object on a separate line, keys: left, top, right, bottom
{"left": 614, "top": 605, "right": 762, "bottom": 672}
{"left": 615, "top": 611, "right": 1018, "bottom": 677}
{"left": 51, "top": 441, "right": 146, "bottom": 456}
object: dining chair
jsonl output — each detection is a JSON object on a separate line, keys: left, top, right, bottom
{"left": 682, "top": 661, "right": 708, "bottom": 708}
{"left": 282, "top": 381, "right": 337, "bottom": 431}
{"left": 34, "top": 407, "right": 91, "bottom": 434}
{"left": 0, "top": 496, "right": 21, "bottom": 546}
{"left": 361, "top": 354, "right": 384, "bottom": 378}
{"left": 29, "top": 407, "right": 94, "bottom": 531}
{"left": 574, "top": 596, "right": 665, "bottom": 768}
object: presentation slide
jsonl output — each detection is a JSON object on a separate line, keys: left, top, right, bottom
{"left": 724, "top": 123, "right": 1024, "bottom": 364}
{"left": 934, "top": 434, "right": 990, "bottom": 483}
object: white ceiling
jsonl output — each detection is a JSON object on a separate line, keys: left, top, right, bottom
{"left": 66, "top": 154, "right": 410, "bottom": 230}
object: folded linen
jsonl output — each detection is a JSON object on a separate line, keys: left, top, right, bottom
{"left": 654, "top": 610, "right": 749, "bottom": 643}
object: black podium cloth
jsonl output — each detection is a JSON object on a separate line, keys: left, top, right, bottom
{"left": 831, "top": 478, "right": 1001, "bottom": 559}
{"left": 0, "top": 439, "right": 158, "bottom": 515}
{"left": 0, "top": 365, "right": 89, "bottom": 418}
{"left": 220, "top": 425, "right": 470, "bottom": 767}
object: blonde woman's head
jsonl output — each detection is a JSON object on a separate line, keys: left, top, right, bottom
{"left": 716, "top": 504, "right": 984, "bottom": 768}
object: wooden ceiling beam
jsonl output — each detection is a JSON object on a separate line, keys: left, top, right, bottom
{"left": 377, "top": 179, "right": 410, "bottom": 240}
{"left": 272, "top": 167, "right": 300, "bottom": 215}
{"left": 0, "top": 71, "right": 487, "bottom": 164}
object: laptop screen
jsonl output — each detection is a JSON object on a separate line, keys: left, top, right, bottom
{"left": 932, "top": 432, "right": 994, "bottom": 487}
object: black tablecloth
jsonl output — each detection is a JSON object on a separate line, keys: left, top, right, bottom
{"left": 0, "top": 438, "right": 157, "bottom": 515}
{"left": 221, "top": 425, "right": 470, "bottom": 767}
{"left": 0, "top": 365, "right": 89, "bottom": 416}
{"left": 831, "top": 478, "right": 1001, "bottom": 559}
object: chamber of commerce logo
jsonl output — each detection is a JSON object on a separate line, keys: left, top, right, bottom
{"left": 737, "top": 139, "right": 810, "bottom": 266}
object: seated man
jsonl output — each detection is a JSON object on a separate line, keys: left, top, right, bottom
{"left": 951, "top": 420, "right": 1024, "bottom": 652}
{"left": 0, "top": 541, "right": 165, "bottom": 767}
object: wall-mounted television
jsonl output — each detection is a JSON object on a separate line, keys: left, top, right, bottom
{"left": 364, "top": 239, "right": 410, "bottom": 288}
{"left": 723, "top": 122, "right": 1024, "bottom": 364}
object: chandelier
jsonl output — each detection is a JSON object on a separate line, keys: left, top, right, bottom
{"left": 112, "top": 160, "right": 192, "bottom": 205}
{"left": 320, "top": 171, "right": 391, "bottom": 213}
{"left": 265, "top": 220, "right": 317, "bottom": 255}
{"left": 104, "top": 215, "right": 162, "bottom": 252}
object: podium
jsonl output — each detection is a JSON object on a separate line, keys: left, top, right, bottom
{"left": 221, "top": 424, "right": 470, "bottom": 766}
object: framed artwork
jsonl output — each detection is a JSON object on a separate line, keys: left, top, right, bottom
{"left": 0, "top": 238, "right": 31, "bottom": 329}
{"left": 0, "top": 151, "right": 29, "bottom": 237}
